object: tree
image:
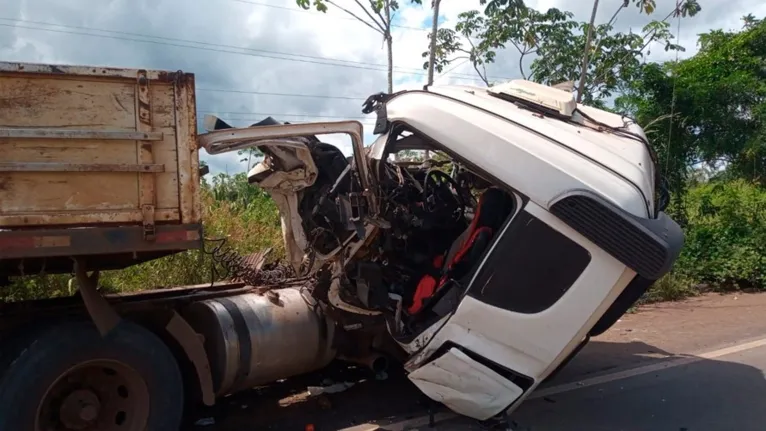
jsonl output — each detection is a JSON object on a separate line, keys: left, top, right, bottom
{"left": 742, "top": 13, "right": 762, "bottom": 30}
{"left": 426, "top": 0, "right": 443, "bottom": 86}
{"left": 423, "top": 7, "right": 575, "bottom": 85}
{"left": 424, "top": 0, "right": 701, "bottom": 104}
{"left": 296, "top": 0, "right": 422, "bottom": 93}
{"left": 237, "top": 147, "right": 262, "bottom": 172}
{"left": 616, "top": 18, "right": 766, "bottom": 194}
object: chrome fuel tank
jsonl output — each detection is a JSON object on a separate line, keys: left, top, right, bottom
{"left": 183, "top": 287, "right": 336, "bottom": 396}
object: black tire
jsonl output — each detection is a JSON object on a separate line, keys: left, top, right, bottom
{"left": 0, "top": 319, "right": 184, "bottom": 430}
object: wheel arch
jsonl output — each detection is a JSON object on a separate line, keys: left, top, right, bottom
{"left": 125, "top": 308, "right": 215, "bottom": 406}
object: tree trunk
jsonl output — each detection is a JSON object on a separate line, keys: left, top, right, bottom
{"left": 385, "top": 1, "right": 393, "bottom": 94}
{"left": 386, "top": 34, "right": 393, "bottom": 93}
{"left": 576, "top": 0, "right": 600, "bottom": 103}
{"left": 427, "top": 0, "right": 442, "bottom": 87}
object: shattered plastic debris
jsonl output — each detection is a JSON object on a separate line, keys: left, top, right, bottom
{"left": 194, "top": 417, "right": 215, "bottom": 427}
{"left": 307, "top": 381, "right": 355, "bottom": 396}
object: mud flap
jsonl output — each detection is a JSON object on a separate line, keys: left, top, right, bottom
{"left": 407, "top": 347, "right": 523, "bottom": 420}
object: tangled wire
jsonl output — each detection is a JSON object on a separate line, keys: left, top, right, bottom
{"left": 202, "top": 237, "right": 296, "bottom": 288}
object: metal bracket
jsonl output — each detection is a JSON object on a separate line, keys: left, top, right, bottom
{"left": 141, "top": 204, "right": 156, "bottom": 241}
{"left": 136, "top": 70, "right": 157, "bottom": 242}
{"left": 73, "top": 258, "right": 121, "bottom": 337}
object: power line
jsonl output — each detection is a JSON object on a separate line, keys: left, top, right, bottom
{"left": 198, "top": 110, "right": 371, "bottom": 120}
{"left": 1, "top": 18, "right": 503, "bottom": 81}
{"left": 197, "top": 88, "right": 368, "bottom": 100}
{"left": 0, "top": 17, "right": 399, "bottom": 71}
{"left": 228, "top": 0, "right": 428, "bottom": 31}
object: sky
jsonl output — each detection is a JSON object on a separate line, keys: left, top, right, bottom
{"left": 2, "top": 0, "right": 765, "bottom": 175}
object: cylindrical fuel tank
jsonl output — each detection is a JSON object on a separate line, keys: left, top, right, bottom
{"left": 183, "top": 288, "right": 336, "bottom": 396}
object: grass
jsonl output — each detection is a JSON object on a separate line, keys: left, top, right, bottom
{"left": 639, "top": 273, "right": 699, "bottom": 305}
{"left": 1, "top": 191, "right": 284, "bottom": 302}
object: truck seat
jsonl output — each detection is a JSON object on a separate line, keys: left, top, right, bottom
{"left": 408, "top": 187, "right": 514, "bottom": 314}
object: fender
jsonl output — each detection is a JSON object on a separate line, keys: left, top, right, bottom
{"left": 165, "top": 311, "right": 215, "bottom": 406}
{"left": 74, "top": 260, "right": 215, "bottom": 406}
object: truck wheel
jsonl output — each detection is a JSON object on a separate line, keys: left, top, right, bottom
{"left": 0, "top": 320, "right": 184, "bottom": 431}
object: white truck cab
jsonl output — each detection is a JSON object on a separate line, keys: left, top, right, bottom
{"left": 199, "top": 79, "right": 684, "bottom": 421}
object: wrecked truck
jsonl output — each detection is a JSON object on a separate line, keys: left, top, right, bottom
{"left": 0, "top": 60, "right": 683, "bottom": 430}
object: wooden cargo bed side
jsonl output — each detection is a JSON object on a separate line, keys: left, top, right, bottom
{"left": 0, "top": 63, "right": 201, "bottom": 228}
{"left": 0, "top": 62, "right": 202, "bottom": 277}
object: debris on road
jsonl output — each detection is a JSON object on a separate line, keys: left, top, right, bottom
{"left": 195, "top": 417, "right": 216, "bottom": 427}
{"left": 308, "top": 381, "right": 356, "bottom": 396}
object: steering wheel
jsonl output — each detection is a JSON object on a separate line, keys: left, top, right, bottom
{"left": 422, "top": 169, "right": 465, "bottom": 221}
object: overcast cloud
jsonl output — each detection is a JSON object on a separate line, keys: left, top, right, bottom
{"left": 2, "top": 0, "right": 764, "bottom": 174}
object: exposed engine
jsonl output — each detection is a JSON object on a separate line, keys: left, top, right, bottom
{"left": 292, "top": 137, "right": 476, "bottom": 328}
{"left": 201, "top": 115, "right": 493, "bottom": 371}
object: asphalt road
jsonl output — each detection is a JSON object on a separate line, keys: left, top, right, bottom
{"left": 195, "top": 293, "right": 766, "bottom": 431}
{"left": 513, "top": 338, "right": 766, "bottom": 431}
{"left": 417, "top": 336, "right": 766, "bottom": 431}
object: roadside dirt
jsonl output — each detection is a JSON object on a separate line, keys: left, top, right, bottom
{"left": 191, "top": 292, "right": 766, "bottom": 431}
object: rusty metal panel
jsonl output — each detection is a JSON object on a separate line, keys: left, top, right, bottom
{"left": 0, "top": 163, "right": 165, "bottom": 173}
{"left": 0, "top": 129, "right": 163, "bottom": 141}
{"left": 0, "top": 60, "right": 198, "bottom": 229}
{"left": 136, "top": 69, "right": 157, "bottom": 240}
{"left": 0, "top": 224, "right": 203, "bottom": 260}
{"left": 0, "top": 209, "right": 180, "bottom": 227}
{"left": 0, "top": 61, "right": 190, "bottom": 82}
{"left": 0, "top": 223, "right": 204, "bottom": 277}
{"left": 175, "top": 71, "right": 201, "bottom": 224}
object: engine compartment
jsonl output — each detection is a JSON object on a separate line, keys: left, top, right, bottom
{"left": 203, "top": 114, "right": 516, "bottom": 346}
{"left": 285, "top": 131, "right": 516, "bottom": 341}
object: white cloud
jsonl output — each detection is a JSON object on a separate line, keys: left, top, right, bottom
{"left": 1, "top": 0, "right": 763, "bottom": 174}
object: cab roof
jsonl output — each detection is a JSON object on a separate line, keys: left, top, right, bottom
{"left": 372, "top": 81, "right": 657, "bottom": 217}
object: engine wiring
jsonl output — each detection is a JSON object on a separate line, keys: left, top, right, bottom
{"left": 201, "top": 236, "right": 299, "bottom": 288}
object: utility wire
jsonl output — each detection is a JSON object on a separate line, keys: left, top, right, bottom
{"left": 198, "top": 110, "right": 371, "bottom": 120}
{"left": 228, "top": 0, "right": 428, "bottom": 31}
{"left": 0, "top": 18, "right": 507, "bottom": 81}
{"left": 663, "top": 1, "right": 682, "bottom": 180}
{"left": 196, "top": 88, "right": 368, "bottom": 100}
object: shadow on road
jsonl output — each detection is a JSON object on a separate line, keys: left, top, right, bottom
{"left": 188, "top": 339, "right": 766, "bottom": 431}
{"left": 545, "top": 339, "right": 677, "bottom": 385}
{"left": 514, "top": 342, "right": 766, "bottom": 431}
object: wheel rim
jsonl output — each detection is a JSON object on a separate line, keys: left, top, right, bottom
{"left": 35, "top": 360, "right": 150, "bottom": 431}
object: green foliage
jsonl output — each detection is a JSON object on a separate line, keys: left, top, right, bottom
{"left": 642, "top": 273, "right": 698, "bottom": 304}
{"left": 617, "top": 18, "right": 766, "bottom": 192}
{"left": 297, "top": 0, "right": 421, "bottom": 14}
{"left": 673, "top": 180, "right": 766, "bottom": 290}
{"left": 424, "top": 6, "right": 575, "bottom": 84}
{"left": 426, "top": 0, "right": 699, "bottom": 104}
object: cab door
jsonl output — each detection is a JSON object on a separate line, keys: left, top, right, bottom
{"left": 405, "top": 195, "right": 681, "bottom": 420}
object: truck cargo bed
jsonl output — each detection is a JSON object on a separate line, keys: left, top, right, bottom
{"left": 0, "top": 61, "right": 203, "bottom": 277}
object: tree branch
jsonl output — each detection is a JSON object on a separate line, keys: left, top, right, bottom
{"left": 519, "top": 51, "right": 528, "bottom": 80}
{"left": 357, "top": 0, "right": 387, "bottom": 32}
{"left": 325, "top": 0, "right": 384, "bottom": 34}
{"left": 368, "top": 0, "right": 389, "bottom": 31}
{"left": 473, "top": 62, "right": 490, "bottom": 86}
{"left": 465, "top": 37, "right": 490, "bottom": 85}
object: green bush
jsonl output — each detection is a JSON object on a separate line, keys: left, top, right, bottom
{"left": 671, "top": 179, "right": 766, "bottom": 290}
